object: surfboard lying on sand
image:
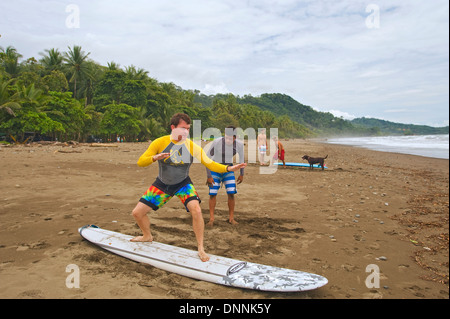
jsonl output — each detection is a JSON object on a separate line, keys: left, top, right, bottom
{"left": 79, "top": 225, "right": 328, "bottom": 292}
{"left": 275, "top": 162, "right": 328, "bottom": 169}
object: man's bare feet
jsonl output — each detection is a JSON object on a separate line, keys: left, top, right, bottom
{"left": 206, "top": 219, "right": 214, "bottom": 227}
{"left": 228, "top": 219, "right": 239, "bottom": 225}
{"left": 198, "top": 249, "right": 210, "bottom": 262}
{"left": 130, "top": 235, "right": 153, "bottom": 242}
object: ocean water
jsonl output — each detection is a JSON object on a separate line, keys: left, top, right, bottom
{"left": 325, "top": 134, "right": 449, "bottom": 159}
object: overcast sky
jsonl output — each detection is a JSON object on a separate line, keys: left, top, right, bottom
{"left": 1, "top": 0, "right": 448, "bottom": 127}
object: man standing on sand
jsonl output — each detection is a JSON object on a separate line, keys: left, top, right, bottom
{"left": 130, "top": 113, "right": 246, "bottom": 262}
{"left": 257, "top": 128, "right": 267, "bottom": 166}
{"left": 205, "top": 126, "right": 245, "bottom": 227}
{"left": 273, "top": 136, "right": 285, "bottom": 167}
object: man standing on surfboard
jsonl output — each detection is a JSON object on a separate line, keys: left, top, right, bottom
{"left": 130, "top": 113, "right": 246, "bottom": 262}
{"left": 205, "top": 126, "right": 245, "bottom": 227}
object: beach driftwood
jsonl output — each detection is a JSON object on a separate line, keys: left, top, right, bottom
{"left": 54, "top": 150, "right": 82, "bottom": 154}
{"left": 89, "top": 143, "right": 119, "bottom": 148}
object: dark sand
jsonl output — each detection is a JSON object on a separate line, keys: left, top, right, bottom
{"left": 0, "top": 139, "right": 448, "bottom": 299}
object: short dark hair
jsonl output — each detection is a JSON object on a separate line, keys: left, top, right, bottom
{"left": 225, "top": 125, "right": 236, "bottom": 137}
{"left": 170, "top": 113, "right": 191, "bottom": 127}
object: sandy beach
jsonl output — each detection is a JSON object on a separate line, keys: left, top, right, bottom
{"left": 0, "top": 139, "right": 448, "bottom": 299}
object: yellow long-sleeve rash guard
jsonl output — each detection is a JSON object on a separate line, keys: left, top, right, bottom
{"left": 137, "top": 135, "right": 228, "bottom": 185}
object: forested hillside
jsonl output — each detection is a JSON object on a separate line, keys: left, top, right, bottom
{"left": 351, "top": 117, "right": 449, "bottom": 136}
{"left": 1, "top": 45, "right": 447, "bottom": 143}
{"left": 0, "top": 45, "right": 315, "bottom": 142}
{"left": 236, "top": 93, "right": 374, "bottom": 136}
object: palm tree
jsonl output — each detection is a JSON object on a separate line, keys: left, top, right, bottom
{"left": 63, "top": 45, "right": 91, "bottom": 98}
{"left": 125, "top": 65, "right": 149, "bottom": 81}
{"left": 107, "top": 61, "right": 121, "bottom": 71}
{"left": 15, "top": 83, "right": 49, "bottom": 107}
{"left": 75, "top": 60, "right": 102, "bottom": 106}
{"left": 0, "top": 46, "right": 23, "bottom": 78}
{"left": 39, "top": 48, "right": 64, "bottom": 73}
{"left": 137, "top": 106, "right": 165, "bottom": 140}
{"left": 0, "top": 78, "right": 21, "bottom": 116}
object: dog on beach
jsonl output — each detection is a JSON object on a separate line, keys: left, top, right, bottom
{"left": 302, "top": 155, "right": 328, "bottom": 170}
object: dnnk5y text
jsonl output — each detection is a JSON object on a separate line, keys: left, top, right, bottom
{"left": 179, "top": 303, "right": 271, "bottom": 316}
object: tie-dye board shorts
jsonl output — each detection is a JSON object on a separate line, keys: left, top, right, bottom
{"left": 139, "top": 177, "right": 200, "bottom": 212}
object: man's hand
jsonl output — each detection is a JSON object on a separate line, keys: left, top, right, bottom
{"left": 206, "top": 177, "right": 215, "bottom": 187}
{"left": 228, "top": 163, "right": 247, "bottom": 172}
{"left": 152, "top": 152, "right": 170, "bottom": 162}
{"left": 237, "top": 175, "right": 244, "bottom": 185}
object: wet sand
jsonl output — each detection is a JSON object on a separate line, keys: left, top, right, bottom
{"left": 0, "top": 139, "right": 448, "bottom": 299}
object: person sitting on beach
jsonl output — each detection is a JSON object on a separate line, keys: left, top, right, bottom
{"left": 205, "top": 126, "right": 245, "bottom": 227}
{"left": 130, "top": 113, "right": 247, "bottom": 262}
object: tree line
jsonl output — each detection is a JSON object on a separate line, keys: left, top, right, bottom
{"left": 1, "top": 45, "right": 315, "bottom": 143}
{"left": 351, "top": 117, "right": 448, "bottom": 136}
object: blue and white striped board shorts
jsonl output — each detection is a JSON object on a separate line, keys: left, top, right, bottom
{"left": 208, "top": 171, "right": 237, "bottom": 196}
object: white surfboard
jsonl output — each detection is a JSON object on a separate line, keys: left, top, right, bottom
{"left": 79, "top": 225, "right": 328, "bottom": 292}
